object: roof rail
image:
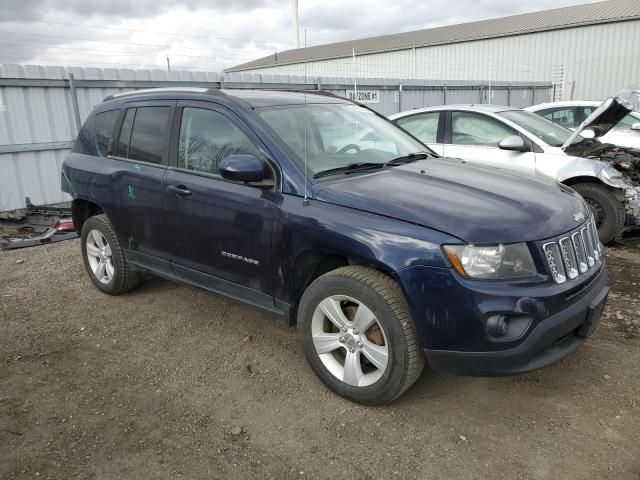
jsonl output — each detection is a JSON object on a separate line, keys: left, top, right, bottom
{"left": 102, "top": 86, "right": 211, "bottom": 102}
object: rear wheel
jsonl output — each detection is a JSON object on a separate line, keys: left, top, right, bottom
{"left": 572, "top": 182, "right": 625, "bottom": 244}
{"left": 81, "top": 214, "right": 140, "bottom": 295}
{"left": 298, "top": 266, "right": 424, "bottom": 405}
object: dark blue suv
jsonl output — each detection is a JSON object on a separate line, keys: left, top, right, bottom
{"left": 62, "top": 89, "right": 609, "bottom": 404}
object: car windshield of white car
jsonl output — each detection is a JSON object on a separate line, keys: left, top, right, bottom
{"left": 498, "top": 110, "right": 579, "bottom": 147}
{"left": 257, "top": 103, "right": 433, "bottom": 177}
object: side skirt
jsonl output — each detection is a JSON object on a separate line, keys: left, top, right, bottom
{"left": 125, "top": 249, "right": 293, "bottom": 327}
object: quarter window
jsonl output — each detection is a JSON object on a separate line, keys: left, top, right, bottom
{"left": 95, "top": 110, "right": 119, "bottom": 156}
{"left": 178, "top": 108, "right": 259, "bottom": 175}
{"left": 396, "top": 112, "right": 440, "bottom": 144}
{"left": 451, "top": 112, "right": 516, "bottom": 146}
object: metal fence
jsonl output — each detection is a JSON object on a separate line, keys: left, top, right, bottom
{"left": 0, "top": 64, "right": 552, "bottom": 211}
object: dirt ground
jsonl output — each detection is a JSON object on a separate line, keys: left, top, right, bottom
{"left": 1, "top": 239, "right": 639, "bottom": 480}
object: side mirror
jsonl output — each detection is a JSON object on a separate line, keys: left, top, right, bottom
{"left": 498, "top": 135, "right": 529, "bottom": 152}
{"left": 631, "top": 122, "right": 640, "bottom": 131}
{"left": 219, "top": 154, "right": 266, "bottom": 183}
{"left": 581, "top": 129, "right": 596, "bottom": 139}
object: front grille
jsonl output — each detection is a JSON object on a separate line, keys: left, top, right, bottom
{"left": 543, "top": 218, "right": 602, "bottom": 284}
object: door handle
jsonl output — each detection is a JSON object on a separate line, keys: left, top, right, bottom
{"left": 167, "top": 185, "right": 192, "bottom": 197}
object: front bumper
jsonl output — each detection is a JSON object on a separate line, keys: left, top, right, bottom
{"left": 425, "top": 266, "right": 609, "bottom": 376}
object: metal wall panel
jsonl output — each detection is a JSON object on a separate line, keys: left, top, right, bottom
{"left": 237, "top": 20, "right": 640, "bottom": 101}
{"left": 0, "top": 64, "right": 550, "bottom": 210}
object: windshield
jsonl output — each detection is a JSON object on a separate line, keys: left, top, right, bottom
{"left": 257, "top": 103, "right": 430, "bottom": 177}
{"left": 497, "top": 110, "right": 580, "bottom": 147}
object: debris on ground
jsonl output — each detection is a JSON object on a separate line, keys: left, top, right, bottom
{"left": 0, "top": 197, "right": 78, "bottom": 250}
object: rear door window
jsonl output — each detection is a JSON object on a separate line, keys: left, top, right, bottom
{"left": 451, "top": 112, "right": 516, "bottom": 146}
{"left": 396, "top": 112, "right": 440, "bottom": 144}
{"left": 128, "top": 107, "right": 171, "bottom": 164}
{"left": 95, "top": 110, "right": 119, "bottom": 156}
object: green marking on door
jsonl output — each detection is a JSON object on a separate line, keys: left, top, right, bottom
{"left": 128, "top": 185, "right": 136, "bottom": 200}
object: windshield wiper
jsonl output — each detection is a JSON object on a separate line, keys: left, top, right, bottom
{"left": 385, "top": 152, "right": 429, "bottom": 166}
{"left": 313, "top": 162, "right": 385, "bottom": 179}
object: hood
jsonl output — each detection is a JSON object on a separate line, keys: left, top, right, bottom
{"left": 314, "top": 158, "right": 590, "bottom": 244}
{"left": 562, "top": 87, "right": 640, "bottom": 149}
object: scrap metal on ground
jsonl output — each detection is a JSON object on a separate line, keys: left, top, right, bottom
{"left": 0, "top": 197, "right": 77, "bottom": 250}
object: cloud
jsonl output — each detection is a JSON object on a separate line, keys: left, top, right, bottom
{"left": 0, "top": 0, "right": 597, "bottom": 70}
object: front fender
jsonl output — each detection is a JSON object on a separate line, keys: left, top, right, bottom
{"left": 273, "top": 195, "right": 459, "bottom": 303}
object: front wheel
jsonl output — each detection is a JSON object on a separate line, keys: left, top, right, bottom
{"left": 298, "top": 266, "right": 424, "bottom": 405}
{"left": 572, "top": 182, "right": 625, "bottom": 244}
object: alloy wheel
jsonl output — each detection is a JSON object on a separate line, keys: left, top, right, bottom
{"left": 85, "top": 229, "right": 114, "bottom": 284}
{"left": 311, "top": 295, "right": 389, "bottom": 387}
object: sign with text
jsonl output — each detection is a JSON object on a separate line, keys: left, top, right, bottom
{"left": 347, "top": 90, "right": 380, "bottom": 104}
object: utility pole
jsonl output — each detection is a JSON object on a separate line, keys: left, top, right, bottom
{"left": 166, "top": 56, "right": 171, "bottom": 72}
{"left": 291, "top": 0, "right": 300, "bottom": 48}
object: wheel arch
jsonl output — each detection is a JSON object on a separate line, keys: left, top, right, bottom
{"left": 72, "top": 199, "right": 104, "bottom": 233}
{"left": 562, "top": 176, "right": 627, "bottom": 200}
{"left": 283, "top": 249, "right": 399, "bottom": 327}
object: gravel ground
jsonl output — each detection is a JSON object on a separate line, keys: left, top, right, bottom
{"left": 1, "top": 239, "right": 639, "bottom": 480}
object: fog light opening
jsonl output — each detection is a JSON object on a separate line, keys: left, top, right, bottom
{"left": 487, "top": 315, "right": 509, "bottom": 337}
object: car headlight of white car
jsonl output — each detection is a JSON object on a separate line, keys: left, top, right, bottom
{"left": 600, "top": 164, "right": 630, "bottom": 188}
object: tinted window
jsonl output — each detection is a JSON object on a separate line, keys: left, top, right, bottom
{"left": 396, "top": 112, "right": 440, "bottom": 144}
{"left": 128, "top": 107, "right": 170, "bottom": 164}
{"left": 178, "top": 108, "right": 259, "bottom": 175}
{"left": 451, "top": 112, "right": 516, "bottom": 146}
{"left": 116, "top": 108, "right": 135, "bottom": 158}
{"left": 95, "top": 110, "right": 119, "bottom": 156}
{"left": 539, "top": 108, "right": 576, "bottom": 129}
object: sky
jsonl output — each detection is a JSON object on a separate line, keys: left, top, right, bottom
{"left": 0, "top": 0, "right": 599, "bottom": 72}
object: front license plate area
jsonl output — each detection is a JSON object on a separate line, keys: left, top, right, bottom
{"left": 577, "top": 293, "right": 608, "bottom": 338}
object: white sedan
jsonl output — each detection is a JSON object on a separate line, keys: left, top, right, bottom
{"left": 389, "top": 100, "right": 640, "bottom": 243}
{"left": 526, "top": 100, "right": 640, "bottom": 149}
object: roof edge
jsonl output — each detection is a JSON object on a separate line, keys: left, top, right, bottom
{"left": 227, "top": 4, "right": 640, "bottom": 72}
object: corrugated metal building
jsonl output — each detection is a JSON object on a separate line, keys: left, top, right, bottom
{"left": 227, "top": 0, "right": 640, "bottom": 100}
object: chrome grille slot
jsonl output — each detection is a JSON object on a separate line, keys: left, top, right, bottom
{"left": 544, "top": 219, "right": 601, "bottom": 284}
{"left": 558, "top": 237, "right": 578, "bottom": 279}
{"left": 588, "top": 220, "right": 601, "bottom": 259}
{"left": 571, "top": 232, "right": 588, "bottom": 273}
{"left": 581, "top": 227, "right": 595, "bottom": 267}
{"left": 543, "top": 242, "right": 566, "bottom": 284}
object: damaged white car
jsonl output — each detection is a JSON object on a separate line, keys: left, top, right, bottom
{"left": 526, "top": 100, "right": 640, "bottom": 150}
{"left": 389, "top": 89, "right": 640, "bottom": 244}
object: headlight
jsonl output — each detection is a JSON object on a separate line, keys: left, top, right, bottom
{"left": 443, "top": 243, "right": 537, "bottom": 280}
{"left": 600, "top": 165, "right": 630, "bottom": 187}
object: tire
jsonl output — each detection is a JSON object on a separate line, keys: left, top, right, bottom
{"left": 80, "top": 214, "right": 140, "bottom": 295}
{"left": 572, "top": 182, "right": 625, "bottom": 244}
{"left": 297, "top": 266, "right": 424, "bottom": 405}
